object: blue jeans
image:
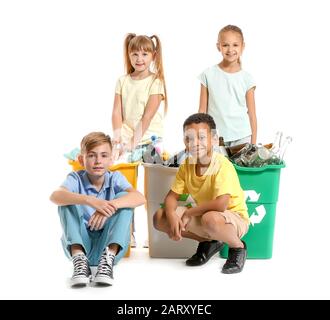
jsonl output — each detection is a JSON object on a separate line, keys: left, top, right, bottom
{"left": 58, "top": 192, "right": 133, "bottom": 266}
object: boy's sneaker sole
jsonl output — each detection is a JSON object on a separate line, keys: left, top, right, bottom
{"left": 186, "top": 241, "right": 225, "bottom": 266}
{"left": 71, "top": 276, "right": 90, "bottom": 287}
{"left": 94, "top": 275, "right": 113, "bottom": 286}
{"left": 221, "top": 267, "right": 245, "bottom": 274}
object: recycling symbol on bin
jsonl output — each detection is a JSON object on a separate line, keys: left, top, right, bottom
{"left": 244, "top": 190, "right": 266, "bottom": 226}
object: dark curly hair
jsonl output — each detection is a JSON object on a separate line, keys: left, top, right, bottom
{"left": 183, "top": 113, "right": 217, "bottom": 132}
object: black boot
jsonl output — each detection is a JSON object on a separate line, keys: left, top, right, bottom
{"left": 186, "top": 240, "right": 224, "bottom": 266}
{"left": 222, "top": 241, "right": 247, "bottom": 274}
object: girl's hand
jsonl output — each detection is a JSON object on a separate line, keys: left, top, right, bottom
{"left": 129, "top": 137, "right": 139, "bottom": 152}
{"left": 86, "top": 197, "right": 117, "bottom": 217}
{"left": 88, "top": 211, "right": 108, "bottom": 231}
{"left": 111, "top": 142, "right": 124, "bottom": 161}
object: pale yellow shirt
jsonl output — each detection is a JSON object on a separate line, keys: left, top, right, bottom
{"left": 171, "top": 152, "right": 249, "bottom": 222}
{"left": 115, "top": 74, "right": 165, "bottom": 144}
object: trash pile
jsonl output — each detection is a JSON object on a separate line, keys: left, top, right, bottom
{"left": 229, "top": 132, "right": 292, "bottom": 167}
{"left": 64, "top": 132, "right": 292, "bottom": 169}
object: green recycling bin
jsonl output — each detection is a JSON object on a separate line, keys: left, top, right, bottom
{"left": 220, "top": 162, "right": 285, "bottom": 259}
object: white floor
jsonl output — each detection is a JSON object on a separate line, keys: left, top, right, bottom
{"left": 1, "top": 166, "right": 330, "bottom": 300}
{"left": 2, "top": 243, "right": 329, "bottom": 300}
{"left": 1, "top": 196, "right": 330, "bottom": 300}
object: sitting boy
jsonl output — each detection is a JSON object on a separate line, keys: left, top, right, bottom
{"left": 153, "top": 113, "right": 249, "bottom": 273}
{"left": 50, "top": 132, "right": 145, "bottom": 287}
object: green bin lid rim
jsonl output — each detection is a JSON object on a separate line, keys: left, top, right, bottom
{"left": 233, "top": 162, "right": 286, "bottom": 172}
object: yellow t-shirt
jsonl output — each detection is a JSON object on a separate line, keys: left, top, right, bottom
{"left": 115, "top": 74, "right": 165, "bottom": 144}
{"left": 171, "top": 152, "right": 249, "bottom": 222}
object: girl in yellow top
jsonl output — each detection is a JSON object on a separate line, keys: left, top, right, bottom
{"left": 112, "top": 33, "right": 167, "bottom": 160}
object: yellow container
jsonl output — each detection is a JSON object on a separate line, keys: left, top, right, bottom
{"left": 68, "top": 160, "right": 139, "bottom": 188}
{"left": 68, "top": 160, "right": 139, "bottom": 257}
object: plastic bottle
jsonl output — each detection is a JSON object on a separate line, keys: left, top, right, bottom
{"left": 243, "top": 144, "right": 271, "bottom": 167}
{"left": 230, "top": 143, "right": 253, "bottom": 165}
{"left": 142, "top": 135, "right": 163, "bottom": 164}
{"left": 278, "top": 136, "right": 292, "bottom": 162}
{"left": 270, "top": 131, "right": 283, "bottom": 154}
{"left": 268, "top": 135, "right": 292, "bottom": 165}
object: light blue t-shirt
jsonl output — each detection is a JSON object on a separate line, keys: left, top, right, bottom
{"left": 61, "top": 170, "right": 132, "bottom": 225}
{"left": 198, "top": 65, "right": 256, "bottom": 142}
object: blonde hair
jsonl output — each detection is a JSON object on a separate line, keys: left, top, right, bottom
{"left": 218, "top": 25, "right": 244, "bottom": 64}
{"left": 123, "top": 33, "right": 168, "bottom": 113}
{"left": 80, "top": 132, "right": 112, "bottom": 154}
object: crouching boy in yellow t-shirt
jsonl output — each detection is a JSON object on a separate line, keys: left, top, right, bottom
{"left": 153, "top": 113, "right": 249, "bottom": 273}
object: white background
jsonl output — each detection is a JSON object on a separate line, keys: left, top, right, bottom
{"left": 0, "top": 0, "right": 329, "bottom": 299}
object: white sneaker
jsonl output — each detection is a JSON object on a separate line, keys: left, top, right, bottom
{"left": 71, "top": 254, "right": 91, "bottom": 287}
{"left": 94, "top": 248, "right": 115, "bottom": 286}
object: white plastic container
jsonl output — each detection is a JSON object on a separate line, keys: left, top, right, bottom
{"left": 143, "top": 163, "right": 197, "bottom": 258}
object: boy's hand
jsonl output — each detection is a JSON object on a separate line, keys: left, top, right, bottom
{"left": 167, "top": 213, "right": 184, "bottom": 241}
{"left": 88, "top": 211, "right": 108, "bottom": 231}
{"left": 87, "top": 197, "right": 117, "bottom": 217}
{"left": 181, "top": 210, "right": 191, "bottom": 231}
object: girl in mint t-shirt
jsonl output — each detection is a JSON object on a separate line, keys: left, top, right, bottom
{"left": 198, "top": 25, "right": 257, "bottom": 147}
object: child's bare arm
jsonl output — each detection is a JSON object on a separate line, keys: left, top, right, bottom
{"left": 184, "top": 194, "right": 230, "bottom": 218}
{"left": 246, "top": 87, "right": 257, "bottom": 144}
{"left": 50, "top": 187, "right": 115, "bottom": 217}
{"left": 110, "top": 188, "right": 146, "bottom": 209}
{"left": 87, "top": 189, "right": 145, "bottom": 231}
{"left": 198, "top": 84, "right": 208, "bottom": 113}
{"left": 131, "top": 94, "right": 162, "bottom": 148}
{"left": 164, "top": 190, "right": 183, "bottom": 241}
{"left": 164, "top": 190, "right": 180, "bottom": 213}
{"left": 112, "top": 93, "right": 123, "bottom": 143}
{"left": 50, "top": 187, "right": 90, "bottom": 206}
